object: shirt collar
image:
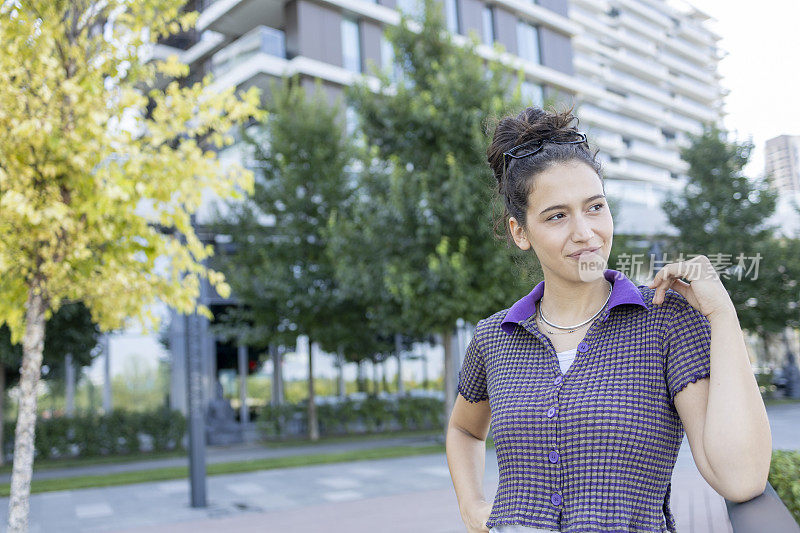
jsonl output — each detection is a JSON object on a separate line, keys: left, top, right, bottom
{"left": 500, "top": 268, "right": 649, "bottom": 335}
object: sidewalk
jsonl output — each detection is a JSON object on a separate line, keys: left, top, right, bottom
{"left": 0, "top": 404, "right": 794, "bottom": 532}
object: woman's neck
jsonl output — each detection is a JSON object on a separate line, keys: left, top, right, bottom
{"left": 538, "top": 272, "right": 612, "bottom": 325}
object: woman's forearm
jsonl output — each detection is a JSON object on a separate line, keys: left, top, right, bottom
{"left": 702, "top": 306, "right": 772, "bottom": 500}
{"left": 446, "top": 423, "right": 489, "bottom": 515}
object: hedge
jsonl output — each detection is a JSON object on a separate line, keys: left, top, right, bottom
{"left": 769, "top": 449, "right": 800, "bottom": 525}
{"left": 257, "top": 396, "right": 444, "bottom": 439}
{"left": 2, "top": 408, "right": 186, "bottom": 461}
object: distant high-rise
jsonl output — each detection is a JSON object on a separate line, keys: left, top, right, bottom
{"left": 765, "top": 135, "right": 800, "bottom": 193}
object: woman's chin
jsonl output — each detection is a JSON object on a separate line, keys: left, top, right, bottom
{"left": 569, "top": 253, "right": 607, "bottom": 281}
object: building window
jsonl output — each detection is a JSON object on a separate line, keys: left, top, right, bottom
{"left": 482, "top": 6, "right": 495, "bottom": 45}
{"left": 380, "top": 35, "right": 400, "bottom": 82}
{"left": 516, "top": 21, "right": 540, "bottom": 63}
{"left": 341, "top": 18, "right": 362, "bottom": 73}
{"left": 445, "top": 0, "right": 460, "bottom": 34}
{"left": 520, "top": 80, "right": 543, "bottom": 106}
{"left": 397, "top": 0, "right": 423, "bottom": 19}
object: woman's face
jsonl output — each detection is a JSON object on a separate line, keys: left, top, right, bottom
{"left": 509, "top": 160, "right": 613, "bottom": 282}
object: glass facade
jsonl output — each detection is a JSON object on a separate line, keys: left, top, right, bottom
{"left": 520, "top": 80, "right": 544, "bottom": 106}
{"left": 482, "top": 6, "right": 494, "bottom": 45}
{"left": 341, "top": 18, "right": 362, "bottom": 73}
{"left": 445, "top": 0, "right": 460, "bottom": 34}
{"left": 516, "top": 21, "right": 540, "bottom": 63}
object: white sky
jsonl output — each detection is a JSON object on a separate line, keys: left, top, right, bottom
{"left": 88, "top": 0, "right": 800, "bottom": 386}
{"left": 684, "top": 0, "right": 800, "bottom": 176}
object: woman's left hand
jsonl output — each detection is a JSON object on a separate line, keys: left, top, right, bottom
{"left": 648, "top": 255, "right": 735, "bottom": 318}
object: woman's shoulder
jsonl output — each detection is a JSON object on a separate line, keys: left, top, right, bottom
{"left": 471, "top": 308, "right": 513, "bottom": 341}
{"left": 633, "top": 284, "right": 693, "bottom": 316}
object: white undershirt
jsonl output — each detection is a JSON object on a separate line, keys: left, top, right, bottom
{"left": 489, "top": 348, "right": 576, "bottom": 533}
{"left": 556, "top": 347, "right": 578, "bottom": 374}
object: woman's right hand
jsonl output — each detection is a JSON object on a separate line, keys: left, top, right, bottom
{"left": 461, "top": 499, "right": 493, "bottom": 532}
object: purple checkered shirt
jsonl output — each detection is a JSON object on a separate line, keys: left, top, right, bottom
{"left": 457, "top": 269, "right": 712, "bottom": 532}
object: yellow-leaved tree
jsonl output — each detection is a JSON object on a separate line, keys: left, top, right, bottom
{"left": 0, "top": 1, "right": 264, "bottom": 530}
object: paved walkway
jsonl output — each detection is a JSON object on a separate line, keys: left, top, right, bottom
{"left": 0, "top": 403, "right": 795, "bottom": 532}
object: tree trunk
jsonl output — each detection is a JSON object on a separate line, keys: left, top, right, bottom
{"left": 381, "top": 360, "right": 388, "bottom": 393}
{"left": 372, "top": 359, "right": 379, "bottom": 395}
{"left": 7, "top": 285, "right": 47, "bottom": 533}
{"left": 356, "top": 360, "right": 365, "bottom": 393}
{"left": 422, "top": 352, "right": 429, "bottom": 390}
{"left": 65, "top": 353, "right": 75, "bottom": 417}
{"left": 337, "top": 346, "right": 346, "bottom": 398}
{"left": 270, "top": 344, "right": 283, "bottom": 407}
{"left": 237, "top": 344, "right": 249, "bottom": 424}
{"left": 0, "top": 363, "right": 5, "bottom": 467}
{"left": 307, "top": 340, "right": 319, "bottom": 441}
{"left": 102, "top": 334, "right": 112, "bottom": 413}
{"left": 442, "top": 328, "right": 457, "bottom": 429}
{"left": 394, "top": 333, "right": 404, "bottom": 396}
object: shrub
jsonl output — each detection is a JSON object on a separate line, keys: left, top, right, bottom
{"left": 256, "top": 395, "right": 444, "bottom": 439}
{"left": 769, "top": 449, "right": 800, "bottom": 524}
{"left": 2, "top": 408, "right": 186, "bottom": 461}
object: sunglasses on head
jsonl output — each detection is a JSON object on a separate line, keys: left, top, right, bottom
{"left": 502, "top": 131, "right": 588, "bottom": 177}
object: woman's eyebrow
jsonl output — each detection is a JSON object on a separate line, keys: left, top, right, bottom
{"left": 539, "top": 194, "right": 606, "bottom": 215}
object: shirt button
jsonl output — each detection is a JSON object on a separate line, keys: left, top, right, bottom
{"left": 551, "top": 493, "right": 562, "bottom": 506}
{"left": 553, "top": 375, "right": 563, "bottom": 386}
{"left": 577, "top": 342, "right": 589, "bottom": 353}
{"left": 547, "top": 406, "right": 556, "bottom": 418}
{"left": 548, "top": 451, "right": 559, "bottom": 463}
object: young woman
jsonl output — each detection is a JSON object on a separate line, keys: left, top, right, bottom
{"left": 445, "top": 106, "right": 772, "bottom": 532}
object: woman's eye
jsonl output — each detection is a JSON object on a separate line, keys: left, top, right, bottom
{"left": 547, "top": 203, "right": 604, "bottom": 221}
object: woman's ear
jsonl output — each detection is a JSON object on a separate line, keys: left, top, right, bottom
{"left": 509, "top": 217, "right": 532, "bottom": 251}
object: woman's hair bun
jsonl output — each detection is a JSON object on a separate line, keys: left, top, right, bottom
{"left": 487, "top": 105, "right": 580, "bottom": 185}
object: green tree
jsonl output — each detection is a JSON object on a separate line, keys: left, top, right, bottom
{"left": 212, "top": 78, "right": 359, "bottom": 441}
{"left": 0, "top": 302, "right": 100, "bottom": 466}
{"left": 346, "top": 0, "right": 531, "bottom": 418}
{"left": 0, "top": 2, "right": 262, "bottom": 529}
{"left": 662, "top": 125, "right": 787, "bottom": 336}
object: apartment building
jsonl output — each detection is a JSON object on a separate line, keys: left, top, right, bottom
{"left": 765, "top": 135, "right": 800, "bottom": 194}
{"left": 157, "top": 0, "right": 725, "bottom": 415}
{"left": 569, "top": 0, "right": 725, "bottom": 235}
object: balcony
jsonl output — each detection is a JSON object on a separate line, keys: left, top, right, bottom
{"left": 675, "top": 20, "right": 716, "bottom": 48}
{"left": 579, "top": 104, "right": 661, "bottom": 144}
{"left": 627, "top": 141, "right": 688, "bottom": 174}
{"left": 197, "top": 0, "right": 285, "bottom": 36}
{"left": 567, "top": 0, "right": 610, "bottom": 15}
{"left": 621, "top": 96, "right": 667, "bottom": 124}
{"left": 496, "top": 0, "right": 581, "bottom": 36}
{"left": 613, "top": 27, "right": 657, "bottom": 57}
{"left": 663, "top": 35, "right": 715, "bottom": 65}
{"left": 660, "top": 50, "right": 715, "bottom": 86}
{"left": 152, "top": 29, "right": 226, "bottom": 68}
{"left": 211, "top": 25, "right": 286, "bottom": 78}
{"left": 613, "top": 48, "right": 668, "bottom": 83}
{"left": 671, "top": 94, "right": 718, "bottom": 123}
{"left": 615, "top": 0, "right": 671, "bottom": 29}
{"left": 669, "top": 74, "right": 719, "bottom": 103}
{"left": 618, "top": 12, "right": 666, "bottom": 42}
{"left": 604, "top": 158, "right": 671, "bottom": 183}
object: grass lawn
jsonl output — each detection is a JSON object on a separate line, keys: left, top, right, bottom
{"left": 0, "top": 443, "right": 446, "bottom": 497}
{"left": 0, "top": 449, "right": 187, "bottom": 476}
{"left": 764, "top": 397, "right": 800, "bottom": 406}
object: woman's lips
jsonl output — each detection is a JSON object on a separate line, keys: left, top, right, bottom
{"left": 568, "top": 248, "right": 600, "bottom": 259}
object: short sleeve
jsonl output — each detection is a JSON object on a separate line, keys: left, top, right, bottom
{"left": 663, "top": 291, "right": 711, "bottom": 402}
{"left": 457, "top": 328, "right": 489, "bottom": 403}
